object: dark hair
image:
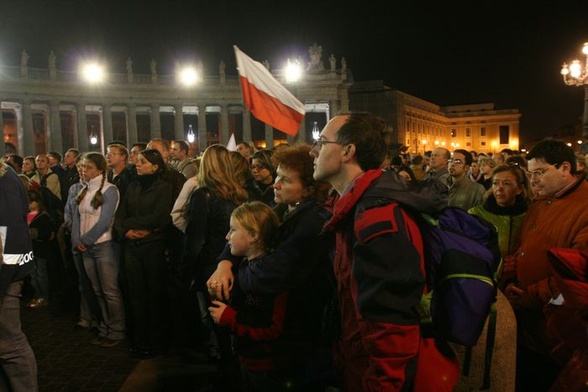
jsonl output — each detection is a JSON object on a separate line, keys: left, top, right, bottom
{"left": 505, "top": 155, "right": 527, "bottom": 170}
{"left": 28, "top": 189, "right": 45, "bottom": 211}
{"left": 47, "top": 151, "right": 62, "bottom": 162}
{"left": 251, "top": 149, "right": 276, "bottom": 174}
{"left": 131, "top": 142, "right": 148, "bottom": 150}
{"left": 335, "top": 112, "right": 391, "bottom": 171}
{"left": 453, "top": 149, "right": 473, "bottom": 166}
{"left": 75, "top": 152, "right": 107, "bottom": 209}
{"left": 65, "top": 148, "right": 80, "bottom": 158}
{"left": 140, "top": 149, "right": 165, "bottom": 171}
{"left": 174, "top": 140, "right": 190, "bottom": 154}
{"left": 411, "top": 155, "right": 424, "bottom": 165}
{"left": 7, "top": 154, "right": 24, "bottom": 168}
{"left": 526, "top": 138, "right": 577, "bottom": 175}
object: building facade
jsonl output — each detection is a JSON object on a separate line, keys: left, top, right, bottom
{"left": 1, "top": 46, "right": 520, "bottom": 157}
{"left": 0, "top": 44, "right": 350, "bottom": 157}
{"left": 350, "top": 81, "right": 521, "bottom": 154}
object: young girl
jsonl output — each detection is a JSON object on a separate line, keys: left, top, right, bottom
{"left": 209, "top": 202, "right": 287, "bottom": 392}
{"left": 27, "top": 189, "right": 56, "bottom": 308}
{"left": 71, "top": 152, "right": 124, "bottom": 347}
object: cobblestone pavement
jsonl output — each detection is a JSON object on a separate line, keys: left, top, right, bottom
{"left": 20, "top": 298, "right": 222, "bottom": 392}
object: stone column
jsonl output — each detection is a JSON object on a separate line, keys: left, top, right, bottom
{"left": 264, "top": 124, "right": 273, "bottom": 148}
{"left": 242, "top": 109, "right": 252, "bottom": 143}
{"left": 150, "top": 103, "right": 161, "bottom": 138}
{"left": 174, "top": 104, "right": 184, "bottom": 142}
{"left": 102, "top": 104, "right": 113, "bottom": 145}
{"left": 220, "top": 104, "right": 229, "bottom": 144}
{"left": 198, "top": 105, "right": 207, "bottom": 153}
{"left": 49, "top": 101, "right": 62, "bottom": 152}
{"left": 127, "top": 105, "right": 138, "bottom": 145}
{"left": 329, "top": 101, "right": 339, "bottom": 118}
{"left": 22, "top": 101, "right": 34, "bottom": 156}
{"left": 77, "top": 103, "right": 89, "bottom": 152}
{"left": 15, "top": 104, "right": 24, "bottom": 156}
{"left": 290, "top": 120, "right": 306, "bottom": 144}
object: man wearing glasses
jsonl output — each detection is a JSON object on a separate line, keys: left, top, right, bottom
{"left": 503, "top": 138, "right": 588, "bottom": 390}
{"left": 311, "top": 112, "right": 451, "bottom": 391}
{"left": 447, "top": 149, "right": 485, "bottom": 211}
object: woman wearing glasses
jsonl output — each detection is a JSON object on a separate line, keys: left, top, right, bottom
{"left": 248, "top": 149, "right": 277, "bottom": 207}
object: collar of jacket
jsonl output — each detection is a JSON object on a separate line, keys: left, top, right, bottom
{"left": 323, "top": 169, "right": 383, "bottom": 231}
{"left": 483, "top": 194, "right": 528, "bottom": 216}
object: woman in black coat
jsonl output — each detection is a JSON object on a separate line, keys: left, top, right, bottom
{"left": 114, "top": 149, "right": 173, "bottom": 357}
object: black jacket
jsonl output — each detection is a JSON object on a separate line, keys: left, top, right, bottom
{"left": 0, "top": 164, "right": 35, "bottom": 298}
{"left": 181, "top": 187, "right": 238, "bottom": 291}
{"left": 114, "top": 172, "right": 174, "bottom": 245}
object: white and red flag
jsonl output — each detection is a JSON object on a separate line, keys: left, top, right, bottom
{"left": 234, "top": 46, "right": 305, "bottom": 136}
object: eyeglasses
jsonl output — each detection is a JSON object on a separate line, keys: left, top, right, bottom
{"left": 525, "top": 163, "right": 560, "bottom": 180}
{"left": 447, "top": 158, "right": 464, "bottom": 165}
{"left": 250, "top": 164, "right": 267, "bottom": 171}
{"left": 312, "top": 139, "right": 341, "bottom": 150}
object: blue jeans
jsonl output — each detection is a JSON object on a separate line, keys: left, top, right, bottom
{"left": 29, "top": 257, "right": 49, "bottom": 300}
{"left": 82, "top": 241, "right": 125, "bottom": 340}
{"left": 0, "top": 281, "right": 38, "bottom": 392}
{"left": 72, "top": 252, "right": 100, "bottom": 328}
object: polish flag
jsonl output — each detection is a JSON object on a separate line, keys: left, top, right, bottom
{"left": 234, "top": 46, "right": 305, "bottom": 136}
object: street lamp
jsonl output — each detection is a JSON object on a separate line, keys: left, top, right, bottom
{"left": 561, "top": 42, "right": 588, "bottom": 141}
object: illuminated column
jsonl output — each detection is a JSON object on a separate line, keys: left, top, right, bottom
{"left": 102, "top": 103, "right": 113, "bottom": 145}
{"left": 265, "top": 124, "right": 273, "bottom": 147}
{"left": 15, "top": 104, "right": 24, "bottom": 156}
{"left": 220, "top": 104, "right": 229, "bottom": 144}
{"left": 243, "top": 109, "right": 252, "bottom": 142}
{"left": 77, "top": 103, "right": 88, "bottom": 152}
{"left": 22, "top": 101, "right": 34, "bottom": 156}
{"left": 198, "top": 104, "right": 207, "bottom": 152}
{"left": 150, "top": 103, "right": 161, "bottom": 137}
{"left": 49, "top": 101, "right": 62, "bottom": 152}
{"left": 127, "top": 104, "right": 137, "bottom": 145}
{"left": 174, "top": 104, "right": 184, "bottom": 141}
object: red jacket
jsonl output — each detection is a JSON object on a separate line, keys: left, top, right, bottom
{"left": 322, "top": 169, "right": 448, "bottom": 391}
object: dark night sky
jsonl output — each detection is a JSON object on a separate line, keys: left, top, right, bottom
{"left": 0, "top": 0, "right": 587, "bottom": 145}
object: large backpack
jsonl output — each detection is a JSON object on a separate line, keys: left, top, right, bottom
{"left": 354, "top": 199, "right": 501, "bottom": 388}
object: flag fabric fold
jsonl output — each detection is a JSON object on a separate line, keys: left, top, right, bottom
{"left": 234, "top": 46, "right": 305, "bottom": 136}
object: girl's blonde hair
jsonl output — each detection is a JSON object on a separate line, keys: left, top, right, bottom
{"left": 231, "top": 201, "right": 279, "bottom": 252}
{"left": 197, "top": 144, "right": 248, "bottom": 205}
{"left": 75, "top": 152, "right": 107, "bottom": 209}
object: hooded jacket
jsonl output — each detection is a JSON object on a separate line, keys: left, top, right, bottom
{"left": 322, "top": 169, "right": 447, "bottom": 391}
{"left": 0, "top": 163, "right": 35, "bottom": 298}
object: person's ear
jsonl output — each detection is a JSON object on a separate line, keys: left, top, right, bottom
{"left": 342, "top": 144, "right": 356, "bottom": 161}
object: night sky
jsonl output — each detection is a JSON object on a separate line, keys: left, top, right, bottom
{"left": 0, "top": 0, "right": 587, "bottom": 145}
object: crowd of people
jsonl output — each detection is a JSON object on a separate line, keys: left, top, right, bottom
{"left": 1, "top": 112, "right": 587, "bottom": 391}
